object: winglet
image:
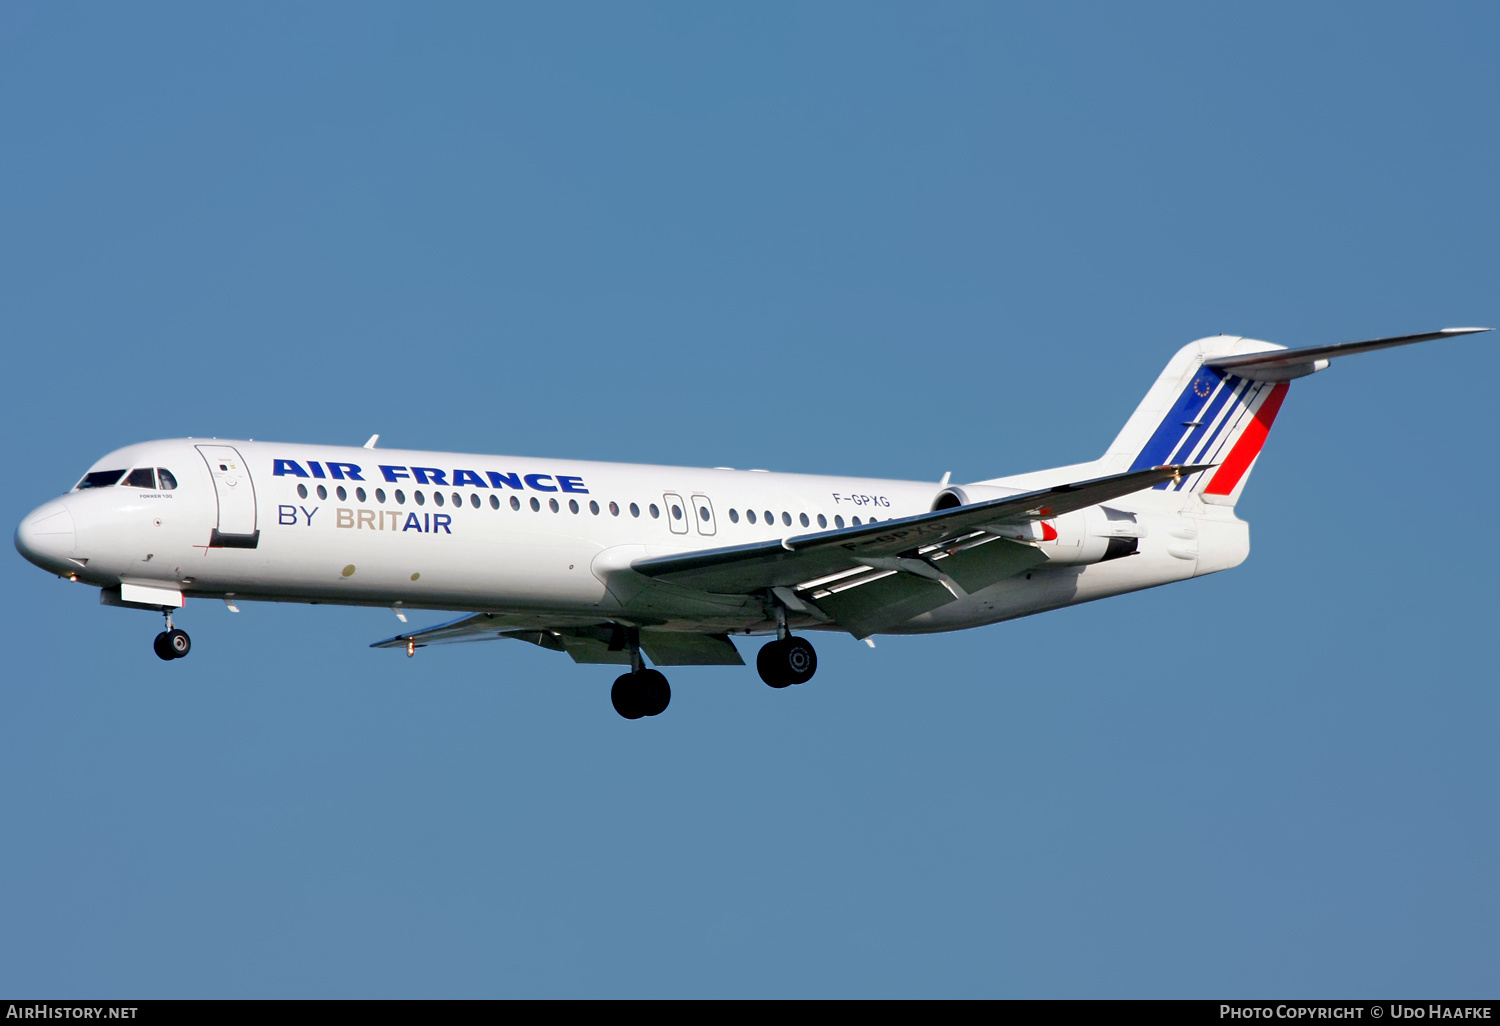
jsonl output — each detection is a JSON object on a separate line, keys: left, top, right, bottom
{"left": 363, "top": 434, "right": 379, "bottom": 449}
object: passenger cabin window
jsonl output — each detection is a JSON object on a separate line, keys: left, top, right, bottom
{"left": 77, "top": 469, "right": 126, "bottom": 489}
{"left": 124, "top": 468, "right": 155, "bottom": 489}
{"left": 746, "top": 510, "right": 756, "bottom": 524}
{"left": 316, "top": 485, "right": 328, "bottom": 500}
{"left": 157, "top": 469, "right": 177, "bottom": 490}
{"left": 729, "top": 509, "right": 739, "bottom": 523}
{"left": 490, "top": 495, "right": 500, "bottom": 509}
{"left": 336, "top": 486, "right": 347, "bottom": 501}
{"left": 376, "top": 488, "right": 387, "bottom": 503}
{"left": 297, "top": 484, "right": 308, "bottom": 499}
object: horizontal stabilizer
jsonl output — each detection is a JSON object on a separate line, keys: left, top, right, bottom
{"left": 1205, "top": 327, "right": 1490, "bottom": 377}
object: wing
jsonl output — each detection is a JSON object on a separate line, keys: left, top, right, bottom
{"left": 370, "top": 614, "right": 742, "bottom": 666}
{"left": 631, "top": 462, "right": 1210, "bottom": 637}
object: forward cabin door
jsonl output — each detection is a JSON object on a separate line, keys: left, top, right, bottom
{"left": 196, "top": 444, "right": 260, "bottom": 547}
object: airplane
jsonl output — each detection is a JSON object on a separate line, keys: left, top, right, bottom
{"left": 14, "top": 327, "right": 1490, "bottom": 719}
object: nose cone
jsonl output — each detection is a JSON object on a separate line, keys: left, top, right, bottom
{"left": 15, "top": 502, "right": 77, "bottom": 572}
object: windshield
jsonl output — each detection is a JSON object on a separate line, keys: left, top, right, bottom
{"left": 76, "top": 469, "right": 126, "bottom": 489}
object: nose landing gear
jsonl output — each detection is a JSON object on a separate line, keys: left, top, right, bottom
{"left": 153, "top": 610, "right": 191, "bottom": 661}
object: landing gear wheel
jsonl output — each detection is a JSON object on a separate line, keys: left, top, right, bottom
{"left": 758, "top": 640, "right": 793, "bottom": 688}
{"left": 165, "top": 628, "right": 191, "bottom": 659}
{"left": 612, "top": 673, "right": 645, "bottom": 719}
{"left": 757, "top": 637, "right": 817, "bottom": 687}
{"left": 611, "top": 670, "right": 672, "bottom": 719}
{"left": 639, "top": 669, "right": 670, "bottom": 717}
{"left": 153, "top": 632, "right": 175, "bottom": 661}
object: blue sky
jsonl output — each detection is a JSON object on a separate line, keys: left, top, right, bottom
{"left": 2, "top": 2, "right": 1496, "bottom": 997}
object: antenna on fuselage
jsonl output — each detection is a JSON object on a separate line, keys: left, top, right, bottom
{"left": 363, "top": 434, "right": 379, "bottom": 449}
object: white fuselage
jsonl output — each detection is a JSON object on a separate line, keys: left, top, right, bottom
{"left": 16, "top": 438, "right": 1251, "bottom": 638}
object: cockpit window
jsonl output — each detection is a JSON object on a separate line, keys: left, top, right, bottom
{"left": 77, "top": 469, "right": 126, "bottom": 489}
{"left": 157, "top": 469, "right": 177, "bottom": 490}
{"left": 124, "top": 468, "right": 156, "bottom": 489}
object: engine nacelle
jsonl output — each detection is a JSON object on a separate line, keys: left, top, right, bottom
{"left": 930, "top": 486, "right": 1145, "bottom": 566}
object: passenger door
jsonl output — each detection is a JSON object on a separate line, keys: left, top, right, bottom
{"left": 691, "top": 494, "right": 717, "bottom": 536}
{"left": 662, "top": 492, "right": 689, "bottom": 535}
{"left": 196, "top": 444, "right": 259, "bottom": 547}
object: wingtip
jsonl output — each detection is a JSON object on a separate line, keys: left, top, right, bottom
{"left": 1441, "top": 327, "right": 1491, "bottom": 335}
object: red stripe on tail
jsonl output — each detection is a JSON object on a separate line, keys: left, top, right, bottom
{"left": 1203, "top": 382, "right": 1289, "bottom": 496}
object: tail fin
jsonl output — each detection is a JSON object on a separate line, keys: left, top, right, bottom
{"left": 1101, "top": 328, "right": 1490, "bottom": 505}
{"left": 1101, "top": 336, "right": 1292, "bottom": 506}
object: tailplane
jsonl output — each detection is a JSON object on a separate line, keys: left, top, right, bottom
{"left": 1101, "top": 328, "right": 1489, "bottom": 506}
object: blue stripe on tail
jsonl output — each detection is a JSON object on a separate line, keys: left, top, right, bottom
{"left": 1127, "top": 366, "right": 1232, "bottom": 485}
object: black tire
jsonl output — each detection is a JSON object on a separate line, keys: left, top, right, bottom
{"left": 639, "top": 669, "right": 671, "bottom": 716}
{"left": 782, "top": 636, "right": 816, "bottom": 685}
{"left": 153, "top": 632, "right": 175, "bottom": 661}
{"left": 166, "top": 628, "right": 191, "bottom": 659}
{"left": 757, "top": 640, "right": 793, "bottom": 688}
{"left": 611, "top": 672, "right": 645, "bottom": 719}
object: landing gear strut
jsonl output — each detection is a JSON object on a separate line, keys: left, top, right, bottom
{"left": 153, "top": 609, "right": 190, "bottom": 661}
{"left": 610, "top": 628, "right": 670, "bottom": 719}
{"left": 757, "top": 602, "right": 817, "bottom": 687}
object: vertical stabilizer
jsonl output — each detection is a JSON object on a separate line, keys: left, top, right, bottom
{"left": 1101, "top": 336, "right": 1292, "bottom": 506}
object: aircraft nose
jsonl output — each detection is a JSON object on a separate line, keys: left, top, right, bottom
{"left": 15, "top": 502, "right": 77, "bottom": 572}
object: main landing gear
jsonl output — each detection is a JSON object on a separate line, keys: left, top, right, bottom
{"left": 757, "top": 636, "right": 817, "bottom": 688}
{"left": 611, "top": 669, "right": 671, "bottom": 719}
{"left": 756, "top": 604, "right": 817, "bottom": 688}
{"left": 153, "top": 610, "right": 191, "bottom": 661}
{"left": 611, "top": 627, "right": 671, "bottom": 720}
